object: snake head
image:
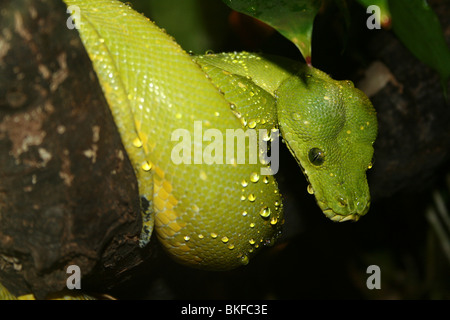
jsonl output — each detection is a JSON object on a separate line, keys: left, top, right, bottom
{"left": 277, "top": 66, "right": 377, "bottom": 222}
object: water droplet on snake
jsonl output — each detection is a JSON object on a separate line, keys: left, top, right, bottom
{"left": 239, "top": 255, "right": 249, "bottom": 266}
{"left": 132, "top": 137, "right": 143, "bottom": 148}
{"left": 141, "top": 161, "right": 152, "bottom": 171}
{"left": 259, "top": 206, "right": 271, "bottom": 218}
{"left": 250, "top": 172, "right": 260, "bottom": 183}
{"left": 292, "top": 112, "right": 302, "bottom": 121}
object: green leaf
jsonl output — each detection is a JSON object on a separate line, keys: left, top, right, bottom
{"left": 388, "top": 0, "right": 450, "bottom": 95}
{"left": 222, "top": 0, "right": 322, "bottom": 64}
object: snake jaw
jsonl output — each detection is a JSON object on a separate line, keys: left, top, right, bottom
{"left": 341, "top": 214, "right": 360, "bottom": 222}
{"left": 332, "top": 213, "right": 361, "bottom": 222}
{"left": 321, "top": 203, "right": 366, "bottom": 222}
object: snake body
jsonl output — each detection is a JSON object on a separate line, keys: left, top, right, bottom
{"left": 62, "top": 0, "right": 377, "bottom": 271}
{"left": 0, "top": 0, "right": 378, "bottom": 299}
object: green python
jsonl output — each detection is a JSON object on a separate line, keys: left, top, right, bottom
{"left": 1, "top": 0, "right": 377, "bottom": 298}
{"left": 65, "top": 0, "right": 377, "bottom": 270}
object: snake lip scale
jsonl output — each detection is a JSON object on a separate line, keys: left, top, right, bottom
{"left": 323, "top": 209, "right": 361, "bottom": 222}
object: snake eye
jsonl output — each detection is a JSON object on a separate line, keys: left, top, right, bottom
{"left": 308, "top": 148, "right": 325, "bottom": 166}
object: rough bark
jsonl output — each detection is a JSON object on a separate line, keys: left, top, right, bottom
{"left": 0, "top": 0, "right": 152, "bottom": 299}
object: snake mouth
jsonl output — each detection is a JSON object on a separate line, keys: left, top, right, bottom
{"left": 310, "top": 193, "right": 368, "bottom": 222}
{"left": 292, "top": 152, "right": 370, "bottom": 223}
{"left": 322, "top": 209, "right": 361, "bottom": 222}
{"left": 318, "top": 198, "right": 369, "bottom": 222}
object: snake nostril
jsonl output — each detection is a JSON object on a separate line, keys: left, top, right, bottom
{"left": 337, "top": 197, "right": 347, "bottom": 207}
